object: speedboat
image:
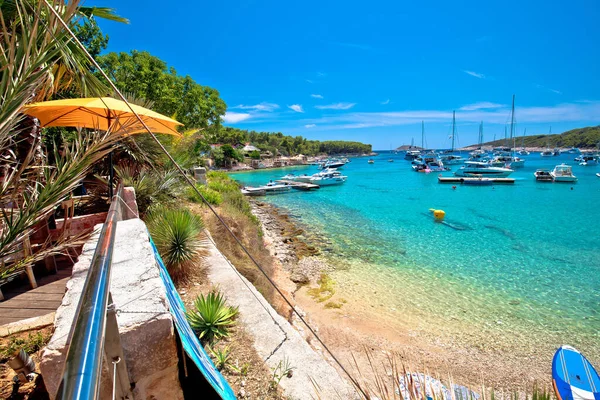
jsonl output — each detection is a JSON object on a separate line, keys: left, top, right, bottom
{"left": 241, "top": 186, "right": 266, "bottom": 196}
{"left": 404, "top": 150, "right": 421, "bottom": 160}
{"left": 550, "top": 164, "right": 577, "bottom": 182}
{"left": 579, "top": 155, "right": 598, "bottom": 166}
{"left": 518, "top": 149, "right": 530, "bottom": 156}
{"left": 368, "top": 159, "right": 375, "bottom": 164}
{"left": 439, "top": 154, "right": 465, "bottom": 165}
{"left": 388, "top": 159, "right": 394, "bottom": 162}
{"left": 319, "top": 158, "right": 346, "bottom": 169}
{"left": 566, "top": 147, "right": 581, "bottom": 154}
{"left": 454, "top": 161, "right": 514, "bottom": 177}
{"left": 540, "top": 149, "right": 553, "bottom": 157}
{"left": 309, "top": 171, "right": 347, "bottom": 186}
{"left": 263, "top": 181, "right": 293, "bottom": 193}
{"left": 534, "top": 169, "right": 553, "bottom": 182}
{"left": 490, "top": 155, "right": 525, "bottom": 168}
{"left": 412, "top": 163, "right": 431, "bottom": 173}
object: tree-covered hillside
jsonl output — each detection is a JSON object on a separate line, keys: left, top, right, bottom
{"left": 480, "top": 126, "right": 600, "bottom": 148}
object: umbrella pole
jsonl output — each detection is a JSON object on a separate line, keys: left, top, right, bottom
{"left": 108, "top": 151, "right": 114, "bottom": 199}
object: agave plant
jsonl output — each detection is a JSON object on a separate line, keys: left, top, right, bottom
{"left": 186, "top": 291, "right": 239, "bottom": 343}
{"left": 146, "top": 207, "right": 207, "bottom": 282}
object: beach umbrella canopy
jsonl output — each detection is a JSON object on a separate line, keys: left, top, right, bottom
{"left": 22, "top": 97, "right": 183, "bottom": 136}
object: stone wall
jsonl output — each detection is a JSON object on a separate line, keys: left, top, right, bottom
{"left": 40, "top": 218, "right": 183, "bottom": 399}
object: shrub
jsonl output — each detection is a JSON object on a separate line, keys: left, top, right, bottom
{"left": 115, "top": 165, "right": 182, "bottom": 214}
{"left": 186, "top": 184, "right": 222, "bottom": 206}
{"left": 187, "top": 291, "right": 239, "bottom": 343}
{"left": 147, "top": 207, "right": 207, "bottom": 282}
{"left": 0, "top": 330, "right": 51, "bottom": 362}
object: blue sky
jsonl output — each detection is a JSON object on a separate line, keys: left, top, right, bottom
{"left": 96, "top": 0, "right": 600, "bottom": 149}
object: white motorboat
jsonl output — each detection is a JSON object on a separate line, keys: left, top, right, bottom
{"left": 550, "top": 164, "right": 577, "bottom": 182}
{"left": 404, "top": 150, "right": 421, "bottom": 160}
{"left": 490, "top": 155, "right": 525, "bottom": 168}
{"left": 534, "top": 169, "right": 553, "bottom": 182}
{"left": 412, "top": 163, "right": 431, "bottom": 173}
{"left": 518, "top": 149, "right": 530, "bottom": 156}
{"left": 309, "top": 170, "right": 347, "bottom": 186}
{"left": 566, "top": 147, "right": 581, "bottom": 154}
{"left": 263, "top": 181, "right": 293, "bottom": 193}
{"left": 454, "top": 161, "right": 514, "bottom": 177}
{"left": 241, "top": 186, "right": 267, "bottom": 196}
{"left": 440, "top": 154, "right": 465, "bottom": 165}
{"left": 540, "top": 149, "right": 553, "bottom": 157}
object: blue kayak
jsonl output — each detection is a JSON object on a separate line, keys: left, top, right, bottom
{"left": 552, "top": 345, "right": 600, "bottom": 400}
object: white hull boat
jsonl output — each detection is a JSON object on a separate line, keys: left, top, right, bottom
{"left": 550, "top": 164, "right": 577, "bottom": 183}
{"left": 454, "top": 161, "right": 514, "bottom": 177}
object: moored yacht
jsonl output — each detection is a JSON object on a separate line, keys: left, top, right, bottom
{"left": 454, "top": 161, "right": 514, "bottom": 177}
{"left": 534, "top": 169, "right": 553, "bottom": 182}
{"left": 309, "top": 170, "right": 347, "bottom": 186}
{"left": 404, "top": 150, "right": 421, "bottom": 160}
{"left": 550, "top": 164, "right": 577, "bottom": 182}
{"left": 579, "top": 155, "right": 598, "bottom": 166}
{"left": 440, "top": 154, "right": 465, "bottom": 165}
{"left": 490, "top": 155, "right": 525, "bottom": 168}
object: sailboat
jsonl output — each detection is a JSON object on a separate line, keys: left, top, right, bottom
{"left": 491, "top": 95, "right": 524, "bottom": 167}
{"left": 541, "top": 127, "right": 554, "bottom": 157}
{"left": 518, "top": 128, "right": 530, "bottom": 155}
{"left": 440, "top": 111, "right": 465, "bottom": 165}
{"left": 469, "top": 122, "right": 487, "bottom": 160}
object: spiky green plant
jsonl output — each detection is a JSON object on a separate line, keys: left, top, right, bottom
{"left": 208, "top": 344, "right": 232, "bottom": 371}
{"left": 186, "top": 291, "right": 239, "bottom": 343}
{"left": 147, "top": 207, "right": 207, "bottom": 282}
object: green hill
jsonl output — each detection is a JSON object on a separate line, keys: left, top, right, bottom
{"left": 479, "top": 125, "right": 600, "bottom": 149}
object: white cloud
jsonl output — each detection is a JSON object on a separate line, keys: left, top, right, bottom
{"left": 381, "top": 99, "right": 390, "bottom": 105}
{"left": 232, "top": 102, "right": 279, "bottom": 112}
{"left": 460, "top": 102, "right": 505, "bottom": 111}
{"left": 315, "top": 102, "right": 356, "bottom": 110}
{"left": 317, "top": 72, "right": 326, "bottom": 77}
{"left": 311, "top": 94, "right": 324, "bottom": 99}
{"left": 463, "top": 70, "right": 485, "bottom": 79}
{"left": 301, "top": 101, "right": 600, "bottom": 130}
{"left": 223, "top": 112, "right": 252, "bottom": 123}
{"left": 305, "top": 79, "right": 314, "bottom": 84}
{"left": 288, "top": 104, "right": 304, "bottom": 113}
{"left": 305, "top": 124, "right": 316, "bottom": 128}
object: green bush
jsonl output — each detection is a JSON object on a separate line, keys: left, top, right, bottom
{"left": 186, "top": 184, "right": 222, "bottom": 206}
{"left": 147, "top": 207, "right": 207, "bottom": 282}
{"left": 187, "top": 291, "right": 239, "bottom": 343}
{"left": 0, "top": 331, "right": 51, "bottom": 362}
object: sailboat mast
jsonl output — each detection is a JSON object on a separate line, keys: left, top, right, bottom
{"left": 421, "top": 121, "right": 424, "bottom": 149}
{"left": 509, "top": 94, "right": 515, "bottom": 142}
{"left": 452, "top": 111, "right": 456, "bottom": 151}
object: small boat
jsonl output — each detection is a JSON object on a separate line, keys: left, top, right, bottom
{"left": 552, "top": 345, "right": 600, "bottom": 400}
{"left": 541, "top": 149, "right": 554, "bottom": 157}
{"left": 454, "top": 161, "right": 514, "bottom": 177}
{"left": 553, "top": 148, "right": 561, "bottom": 156}
{"left": 534, "top": 169, "right": 553, "bottom": 182}
{"left": 551, "top": 164, "right": 577, "bottom": 183}
{"left": 566, "top": 147, "right": 581, "bottom": 154}
{"left": 263, "top": 181, "right": 292, "bottom": 194}
{"left": 490, "top": 155, "right": 525, "bottom": 168}
{"left": 596, "top": 173, "right": 600, "bottom": 178}
{"left": 579, "top": 155, "right": 598, "bottom": 166}
{"left": 241, "top": 187, "right": 266, "bottom": 196}
{"left": 412, "top": 163, "right": 431, "bottom": 173}
{"left": 309, "top": 171, "right": 347, "bottom": 186}
{"left": 388, "top": 159, "right": 394, "bottom": 162}
{"left": 368, "top": 159, "right": 375, "bottom": 164}
{"left": 404, "top": 150, "right": 421, "bottom": 160}
{"left": 440, "top": 154, "right": 465, "bottom": 165}
{"left": 518, "top": 149, "right": 530, "bottom": 156}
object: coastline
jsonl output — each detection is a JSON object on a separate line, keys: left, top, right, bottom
{"left": 250, "top": 200, "right": 558, "bottom": 392}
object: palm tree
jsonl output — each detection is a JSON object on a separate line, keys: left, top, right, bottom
{"left": 0, "top": 0, "right": 128, "bottom": 277}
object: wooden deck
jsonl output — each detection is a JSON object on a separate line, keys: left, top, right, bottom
{"left": 0, "top": 267, "right": 72, "bottom": 326}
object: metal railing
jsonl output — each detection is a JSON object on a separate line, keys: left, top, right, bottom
{"left": 56, "top": 185, "right": 132, "bottom": 400}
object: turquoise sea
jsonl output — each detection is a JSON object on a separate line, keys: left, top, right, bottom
{"left": 229, "top": 153, "right": 600, "bottom": 358}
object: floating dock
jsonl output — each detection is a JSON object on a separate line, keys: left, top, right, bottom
{"left": 438, "top": 176, "right": 515, "bottom": 184}
{"left": 275, "top": 180, "right": 320, "bottom": 190}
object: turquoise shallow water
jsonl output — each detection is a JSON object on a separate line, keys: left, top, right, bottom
{"left": 229, "top": 152, "right": 600, "bottom": 354}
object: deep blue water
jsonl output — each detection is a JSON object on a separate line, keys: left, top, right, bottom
{"left": 230, "top": 152, "right": 600, "bottom": 353}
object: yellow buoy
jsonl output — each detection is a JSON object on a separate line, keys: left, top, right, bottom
{"left": 429, "top": 208, "right": 446, "bottom": 221}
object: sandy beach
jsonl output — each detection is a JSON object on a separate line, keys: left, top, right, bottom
{"left": 250, "top": 200, "right": 564, "bottom": 392}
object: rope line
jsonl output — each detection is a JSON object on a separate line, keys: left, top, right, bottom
{"left": 43, "top": 1, "right": 362, "bottom": 391}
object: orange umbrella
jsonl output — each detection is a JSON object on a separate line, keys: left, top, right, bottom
{"left": 22, "top": 97, "right": 183, "bottom": 136}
